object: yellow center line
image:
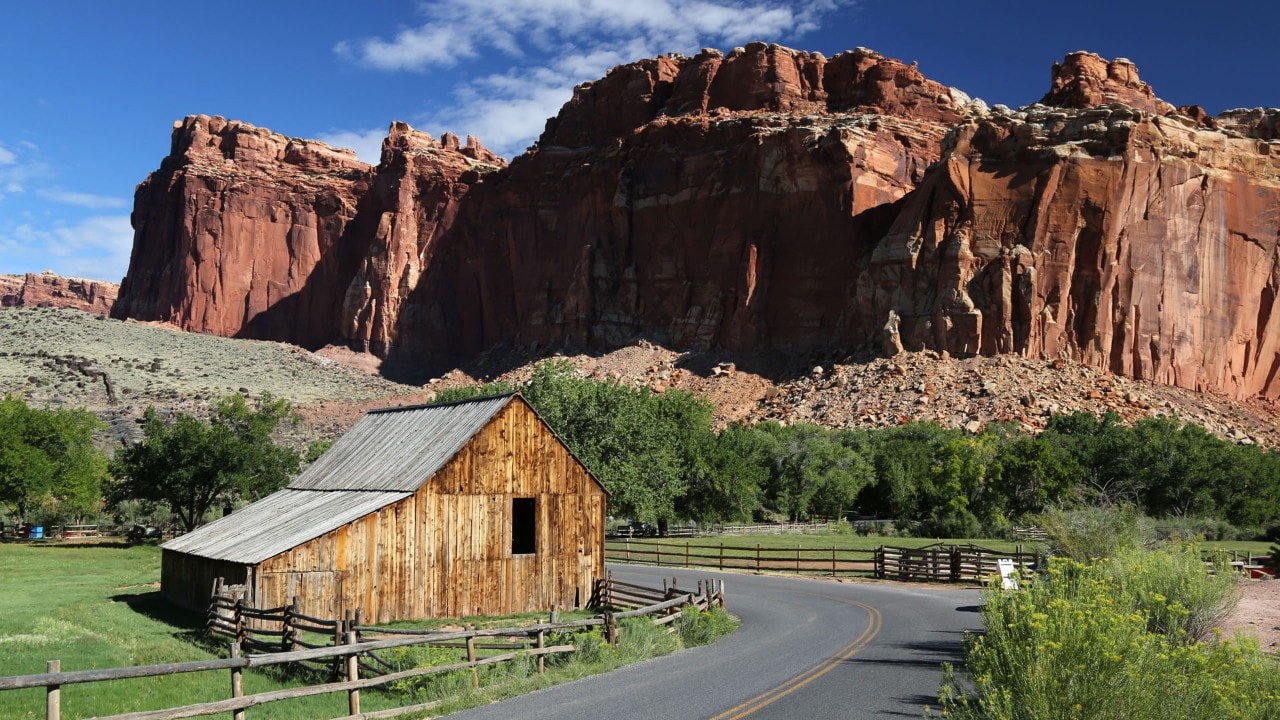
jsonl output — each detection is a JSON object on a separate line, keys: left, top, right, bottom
{"left": 708, "top": 591, "right": 883, "bottom": 720}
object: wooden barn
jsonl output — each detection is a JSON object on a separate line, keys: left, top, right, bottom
{"left": 160, "top": 393, "right": 608, "bottom": 622}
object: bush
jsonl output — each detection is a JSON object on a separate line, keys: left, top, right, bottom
{"left": 676, "top": 606, "right": 737, "bottom": 647}
{"left": 939, "top": 549, "right": 1273, "bottom": 720}
{"left": 1103, "top": 546, "right": 1239, "bottom": 642}
{"left": 1037, "top": 505, "right": 1153, "bottom": 561}
{"left": 383, "top": 644, "right": 475, "bottom": 702}
{"left": 615, "top": 617, "right": 680, "bottom": 661}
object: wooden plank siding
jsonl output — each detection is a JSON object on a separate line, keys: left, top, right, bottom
{"left": 160, "top": 551, "right": 251, "bottom": 612}
{"left": 245, "top": 399, "right": 606, "bottom": 623}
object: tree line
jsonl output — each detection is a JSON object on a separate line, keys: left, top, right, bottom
{"left": 444, "top": 361, "right": 1280, "bottom": 538}
{"left": 3, "top": 359, "right": 1279, "bottom": 538}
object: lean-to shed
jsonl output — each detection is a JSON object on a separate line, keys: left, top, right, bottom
{"left": 160, "top": 393, "right": 607, "bottom": 622}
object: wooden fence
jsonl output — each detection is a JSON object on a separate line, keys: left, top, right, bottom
{"left": 874, "top": 544, "right": 1039, "bottom": 583}
{"left": 0, "top": 575, "right": 725, "bottom": 720}
{"left": 606, "top": 538, "right": 1041, "bottom": 584}
{"left": 606, "top": 538, "right": 877, "bottom": 576}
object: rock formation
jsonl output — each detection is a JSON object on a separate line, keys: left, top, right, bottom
{"left": 112, "top": 44, "right": 1280, "bottom": 401}
{"left": 0, "top": 271, "right": 117, "bottom": 313}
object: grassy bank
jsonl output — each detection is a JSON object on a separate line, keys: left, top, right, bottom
{"left": 0, "top": 542, "right": 736, "bottom": 719}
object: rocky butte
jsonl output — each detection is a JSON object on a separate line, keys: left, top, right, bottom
{"left": 1, "top": 271, "right": 117, "bottom": 314}
{"left": 112, "top": 45, "right": 1280, "bottom": 401}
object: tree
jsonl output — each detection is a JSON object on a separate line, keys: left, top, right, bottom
{"left": 521, "top": 360, "right": 715, "bottom": 528}
{"left": 109, "top": 394, "right": 301, "bottom": 531}
{"left": 760, "top": 422, "right": 873, "bottom": 521}
{"left": 0, "top": 396, "right": 107, "bottom": 523}
{"left": 680, "top": 421, "right": 768, "bottom": 525}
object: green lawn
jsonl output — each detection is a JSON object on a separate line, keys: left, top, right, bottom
{"left": 0, "top": 541, "right": 402, "bottom": 719}
{"left": 0, "top": 541, "right": 732, "bottom": 720}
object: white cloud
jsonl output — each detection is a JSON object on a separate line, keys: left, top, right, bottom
{"left": 315, "top": 128, "right": 387, "bottom": 165}
{"left": 0, "top": 141, "right": 53, "bottom": 198}
{"left": 338, "top": 0, "right": 851, "bottom": 157}
{"left": 0, "top": 215, "right": 134, "bottom": 282}
{"left": 38, "top": 189, "right": 129, "bottom": 210}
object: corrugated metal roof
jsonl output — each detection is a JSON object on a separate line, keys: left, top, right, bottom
{"left": 162, "top": 488, "right": 410, "bottom": 564}
{"left": 288, "top": 394, "right": 515, "bottom": 492}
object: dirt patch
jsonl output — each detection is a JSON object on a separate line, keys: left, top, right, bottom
{"left": 1223, "top": 578, "right": 1280, "bottom": 653}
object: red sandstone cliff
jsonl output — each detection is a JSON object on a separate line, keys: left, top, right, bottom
{"left": 113, "top": 115, "right": 504, "bottom": 350}
{"left": 112, "top": 45, "right": 1280, "bottom": 401}
{"left": 1, "top": 271, "right": 117, "bottom": 313}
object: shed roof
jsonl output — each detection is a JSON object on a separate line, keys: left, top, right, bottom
{"left": 161, "top": 488, "right": 410, "bottom": 564}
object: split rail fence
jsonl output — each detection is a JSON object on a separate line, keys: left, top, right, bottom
{"left": 606, "top": 538, "right": 1041, "bottom": 583}
{"left": 0, "top": 575, "right": 725, "bottom": 720}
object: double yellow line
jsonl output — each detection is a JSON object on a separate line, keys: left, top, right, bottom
{"left": 709, "top": 595, "right": 883, "bottom": 720}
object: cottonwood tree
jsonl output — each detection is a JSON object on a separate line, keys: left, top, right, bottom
{"left": 0, "top": 395, "right": 107, "bottom": 522}
{"left": 109, "top": 394, "right": 301, "bottom": 531}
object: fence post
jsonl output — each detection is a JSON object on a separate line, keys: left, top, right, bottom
{"left": 466, "top": 634, "right": 479, "bottom": 689}
{"left": 950, "top": 546, "right": 961, "bottom": 583}
{"left": 537, "top": 629, "right": 546, "bottom": 674}
{"left": 719, "top": 543, "right": 724, "bottom": 571}
{"left": 345, "top": 630, "right": 360, "bottom": 715}
{"left": 756, "top": 543, "right": 761, "bottom": 573}
{"left": 229, "top": 642, "right": 245, "bottom": 720}
{"left": 353, "top": 609, "right": 364, "bottom": 642}
{"left": 796, "top": 546, "right": 801, "bottom": 573}
{"left": 46, "top": 659, "right": 60, "bottom": 720}
{"left": 685, "top": 543, "right": 690, "bottom": 568}
{"left": 234, "top": 598, "right": 245, "bottom": 644}
{"left": 332, "top": 618, "right": 345, "bottom": 680}
{"left": 282, "top": 596, "right": 297, "bottom": 652}
{"left": 831, "top": 546, "right": 837, "bottom": 577}
{"left": 604, "top": 611, "right": 618, "bottom": 645}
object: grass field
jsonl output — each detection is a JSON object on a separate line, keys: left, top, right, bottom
{"left": 0, "top": 542, "right": 730, "bottom": 720}
{"left": 0, "top": 542, "right": 412, "bottom": 719}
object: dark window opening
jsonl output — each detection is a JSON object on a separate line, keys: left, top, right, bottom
{"left": 512, "top": 497, "right": 536, "bottom": 555}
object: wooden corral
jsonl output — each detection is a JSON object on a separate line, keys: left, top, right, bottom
{"left": 161, "top": 394, "right": 608, "bottom": 623}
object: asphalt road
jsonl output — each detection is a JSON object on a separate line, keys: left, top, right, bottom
{"left": 445, "top": 565, "right": 983, "bottom": 719}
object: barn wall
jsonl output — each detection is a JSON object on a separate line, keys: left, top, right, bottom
{"left": 256, "top": 398, "right": 607, "bottom": 622}
{"left": 161, "top": 550, "right": 251, "bottom": 613}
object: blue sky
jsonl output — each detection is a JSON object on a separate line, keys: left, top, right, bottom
{"left": 2, "top": 1, "right": 1275, "bottom": 282}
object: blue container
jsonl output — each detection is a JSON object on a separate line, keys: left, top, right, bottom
{"left": 31, "top": 526, "right": 43, "bottom": 539}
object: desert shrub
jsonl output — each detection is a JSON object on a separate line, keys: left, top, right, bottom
{"left": 568, "top": 627, "right": 610, "bottom": 665}
{"left": 939, "top": 550, "right": 1275, "bottom": 720}
{"left": 675, "top": 605, "right": 737, "bottom": 647}
{"left": 1155, "top": 516, "right": 1249, "bottom": 542}
{"left": 1102, "top": 546, "right": 1239, "bottom": 642}
{"left": 1037, "top": 504, "right": 1153, "bottom": 561}
{"left": 615, "top": 617, "right": 680, "bottom": 661}
{"left": 383, "top": 644, "right": 474, "bottom": 702}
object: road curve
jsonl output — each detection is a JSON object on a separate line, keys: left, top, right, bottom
{"left": 444, "top": 565, "right": 983, "bottom": 719}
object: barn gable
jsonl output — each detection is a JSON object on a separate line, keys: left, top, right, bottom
{"left": 161, "top": 393, "right": 608, "bottom": 621}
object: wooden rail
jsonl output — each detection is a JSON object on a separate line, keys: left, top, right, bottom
{"left": 606, "top": 538, "right": 876, "bottom": 576}
{"left": 873, "top": 544, "right": 1038, "bottom": 583}
{"left": 606, "top": 539, "right": 1041, "bottom": 585}
{"left": 0, "top": 575, "right": 726, "bottom": 720}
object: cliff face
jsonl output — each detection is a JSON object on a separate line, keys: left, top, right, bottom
{"left": 403, "top": 44, "right": 978, "bottom": 362}
{"left": 112, "top": 116, "right": 504, "bottom": 350}
{"left": 873, "top": 105, "right": 1280, "bottom": 398}
{"left": 113, "top": 45, "right": 1280, "bottom": 400}
{"left": 0, "top": 272, "right": 118, "bottom": 313}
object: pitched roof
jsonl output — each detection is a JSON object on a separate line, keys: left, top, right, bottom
{"left": 289, "top": 393, "right": 517, "bottom": 492}
{"left": 161, "top": 488, "right": 411, "bottom": 564}
{"left": 162, "top": 394, "right": 518, "bottom": 563}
